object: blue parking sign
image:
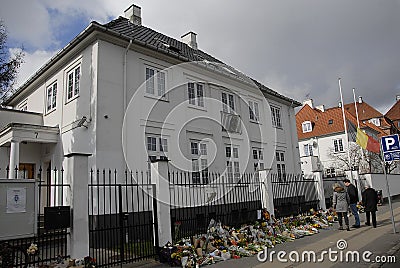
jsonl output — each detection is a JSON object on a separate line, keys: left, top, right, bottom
{"left": 381, "top": 135, "right": 400, "bottom": 153}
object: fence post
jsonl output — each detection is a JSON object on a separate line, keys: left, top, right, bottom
{"left": 313, "top": 171, "right": 326, "bottom": 210}
{"left": 151, "top": 159, "right": 172, "bottom": 247}
{"left": 65, "top": 153, "right": 91, "bottom": 259}
{"left": 259, "top": 169, "right": 274, "bottom": 220}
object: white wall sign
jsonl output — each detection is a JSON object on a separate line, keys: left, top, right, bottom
{"left": 6, "top": 187, "right": 27, "bottom": 213}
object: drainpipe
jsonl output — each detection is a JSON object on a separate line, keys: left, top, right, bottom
{"left": 123, "top": 40, "right": 133, "bottom": 169}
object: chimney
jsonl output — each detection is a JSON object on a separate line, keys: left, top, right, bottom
{"left": 396, "top": 95, "right": 400, "bottom": 101}
{"left": 181, "top": 32, "right": 198, "bottom": 50}
{"left": 338, "top": 102, "right": 342, "bottom": 108}
{"left": 124, "top": 4, "right": 142, "bottom": 26}
{"left": 303, "top": 99, "right": 314, "bottom": 108}
{"left": 358, "top": 96, "right": 363, "bottom": 104}
{"left": 316, "top": 105, "right": 325, "bottom": 112}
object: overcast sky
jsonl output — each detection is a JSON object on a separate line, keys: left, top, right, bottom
{"left": 1, "top": 0, "right": 399, "bottom": 113}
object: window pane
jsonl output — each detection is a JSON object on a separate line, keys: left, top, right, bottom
{"left": 47, "top": 87, "right": 52, "bottom": 111}
{"left": 188, "top": 83, "right": 196, "bottom": 105}
{"left": 225, "top": 146, "right": 231, "bottom": 157}
{"left": 276, "top": 152, "right": 280, "bottom": 161}
{"left": 68, "top": 73, "right": 74, "bottom": 99}
{"left": 146, "top": 68, "right": 155, "bottom": 94}
{"left": 147, "top": 137, "right": 156, "bottom": 151}
{"left": 233, "top": 147, "right": 239, "bottom": 158}
{"left": 191, "top": 142, "right": 199, "bottom": 155}
{"left": 259, "top": 150, "right": 263, "bottom": 160}
{"left": 200, "top": 143, "right": 207, "bottom": 155}
{"left": 280, "top": 152, "right": 285, "bottom": 161}
{"left": 197, "top": 84, "right": 204, "bottom": 107}
{"left": 160, "top": 138, "right": 168, "bottom": 152}
{"left": 254, "top": 102, "right": 259, "bottom": 120}
{"left": 228, "top": 94, "right": 235, "bottom": 110}
{"left": 253, "top": 149, "right": 258, "bottom": 160}
{"left": 74, "top": 66, "right": 80, "bottom": 96}
{"left": 222, "top": 92, "right": 228, "bottom": 112}
{"left": 52, "top": 84, "right": 57, "bottom": 109}
{"left": 157, "top": 72, "right": 165, "bottom": 96}
{"left": 249, "top": 101, "right": 254, "bottom": 120}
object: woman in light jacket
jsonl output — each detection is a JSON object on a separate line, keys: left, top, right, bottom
{"left": 332, "top": 183, "right": 351, "bottom": 231}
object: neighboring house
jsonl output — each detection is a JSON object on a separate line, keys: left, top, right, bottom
{"left": 385, "top": 96, "right": 400, "bottom": 135}
{"left": 296, "top": 99, "right": 383, "bottom": 176}
{"left": 0, "top": 4, "right": 301, "bottom": 182}
{"left": 344, "top": 96, "right": 391, "bottom": 134}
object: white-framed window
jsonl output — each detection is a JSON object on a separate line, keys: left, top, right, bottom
{"left": 188, "top": 82, "right": 204, "bottom": 107}
{"left": 333, "top": 139, "right": 344, "bottom": 153}
{"left": 226, "top": 145, "right": 240, "bottom": 182}
{"left": 145, "top": 67, "right": 166, "bottom": 97}
{"left": 271, "top": 106, "right": 282, "bottom": 128}
{"left": 276, "top": 151, "right": 286, "bottom": 181}
{"left": 325, "top": 168, "right": 336, "bottom": 178}
{"left": 222, "top": 92, "right": 235, "bottom": 113}
{"left": 191, "top": 140, "right": 208, "bottom": 184}
{"left": 253, "top": 148, "right": 264, "bottom": 171}
{"left": 304, "top": 144, "right": 313, "bottom": 156}
{"left": 147, "top": 137, "right": 157, "bottom": 151}
{"left": 160, "top": 138, "right": 168, "bottom": 152}
{"left": 368, "top": 118, "right": 380, "bottom": 127}
{"left": 249, "top": 101, "right": 260, "bottom": 122}
{"left": 46, "top": 82, "right": 57, "bottom": 113}
{"left": 302, "top": 121, "right": 312, "bottom": 133}
{"left": 67, "top": 65, "right": 81, "bottom": 101}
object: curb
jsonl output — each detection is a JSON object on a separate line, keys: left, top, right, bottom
{"left": 369, "top": 239, "right": 400, "bottom": 268}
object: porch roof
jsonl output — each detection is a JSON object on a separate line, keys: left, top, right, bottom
{"left": 0, "top": 123, "right": 59, "bottom": 146}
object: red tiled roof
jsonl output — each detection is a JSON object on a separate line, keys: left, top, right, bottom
{"left": 344, "top": 102, "right": 382, "bottom": 121}
{"left": 296, "top": 104, "right": 384, "bottom": 140}
{"left": 385, "top": 100, "right": 400, "bottom": 121}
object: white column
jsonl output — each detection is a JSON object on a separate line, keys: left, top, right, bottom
{"left": 313, "top": 171, "right": 326, "bottom": 210}
{"left": 151, "top": 159, "right": 172, "bottom": 247}
{"left": 9, "top": 140, "right": 20, "bottom": 179}
{"left": 259, "top": 169, "right": 274, "bottom": 221}
{"left": 66, "top": 153, "right": 91, "bottom": 259}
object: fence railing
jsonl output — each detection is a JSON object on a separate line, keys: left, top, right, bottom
{"left": 0, "top": 166, "right": 70, "bottom": 267}
{"left": 271, "top": 173, "right": 319, "bottom": 217}
{"left": 168, "top": 171, "right": 262, "bottom": 241}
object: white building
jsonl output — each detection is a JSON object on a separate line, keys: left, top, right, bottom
{"left": 296, "top": 99, "right": 384, "bottom": 176}
{"left": 0, "top": 4, "right": 301, "bottom": 182}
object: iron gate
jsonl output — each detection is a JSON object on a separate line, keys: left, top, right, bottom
{"left": 271, "top": 174, "right": 320, "bottom": 217}
{"left": 1, "top": 166, "right": 69, "bottom": 268}
{"left": 88, "top": 169, "right": 158, "bottom": 267}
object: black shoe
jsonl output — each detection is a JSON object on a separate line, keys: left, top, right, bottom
{"left": 365, "top": 222, "right": 371, "bottom": 226}
{"left": 352, "top": 224, "right": 360, "bottom": 228}
{"left": 346, "top": 226, "right": 351, "bottom": 231}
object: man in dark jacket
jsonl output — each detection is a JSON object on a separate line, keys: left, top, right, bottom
{"left": 343, "top": 179, "right": 360, "bottom": 228}
{"left": 362, "top": 184, "right": 378, "bottom": 228}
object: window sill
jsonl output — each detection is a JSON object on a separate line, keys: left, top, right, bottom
{"left": 65, "top": 94, "right": 79, "bottom": 105}
{"left": 45, "top": 108, "right": 56, "bottom": 116}
{"left": 188, "top": 104, "right": 207, "bottom": 112}
{"left": 144, "top": 94, "right": 169, "bottom": 102}
{"left": 249, "top": 119, "right": 261, "bottom": 125}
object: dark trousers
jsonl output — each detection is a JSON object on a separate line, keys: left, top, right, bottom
{"left": 337, "top": 212, "right": 349, "bottom": 227}
{"left": 366, "top": 211, "right": 377, "bottom": 227}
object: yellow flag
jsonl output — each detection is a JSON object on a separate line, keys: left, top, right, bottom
{"left": 356, "top": 128, "right": 368, "bottom": 149}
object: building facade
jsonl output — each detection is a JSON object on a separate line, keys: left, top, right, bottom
{"left": 0, "top": 4, "right": 301, "bottom": 182}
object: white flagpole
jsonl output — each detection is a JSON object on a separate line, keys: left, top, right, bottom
{"left": 339, "top": 78, "right": 354, "bottom": 176}
{"left": 353, "top": 88, "right": 361, "bottom": 128}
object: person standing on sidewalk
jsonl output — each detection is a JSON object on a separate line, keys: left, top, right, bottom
{"left": 343, "top": 178, "right": 360, "bottom": 228}
{"left": 362, "top": 184, "right": 378, "bottom": 228}
{"left": 332, "top": 183, "right": 351, "bottom": 231}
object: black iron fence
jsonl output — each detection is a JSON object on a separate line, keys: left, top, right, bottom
{"left": 88, "top": 169, "right": 158, "bottom": 268}
{"left": 0, "top": 166, "right": 69, "bottom": 267}
{"left": 271, "top": 173, "right": 320, "bottom": 217}
{"left": 168, "top": 171, "right": 262, "bottom": 241}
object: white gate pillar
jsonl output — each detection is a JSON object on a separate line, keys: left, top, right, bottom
{"left": 151, "top": 159, "right": 172, "bottom": 247}
{"left": 259, "top": 169, "right": 274, "bottom": 221}
{"left": 313, "top": 171, "right": 326, "bottom": 210}
{"left": 65, "top": 153, "right": 91, "bottom": 259}
{"left": 8, "top": 140, "right": 20, "bottom": 179}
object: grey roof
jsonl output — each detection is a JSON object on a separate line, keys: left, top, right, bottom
{"left": 3, "top": 16, "right": 300, "bottom": 106}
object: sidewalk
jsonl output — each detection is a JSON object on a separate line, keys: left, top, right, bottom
{"left": 126, "top": 200, "right": 400, "bottom": 268}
